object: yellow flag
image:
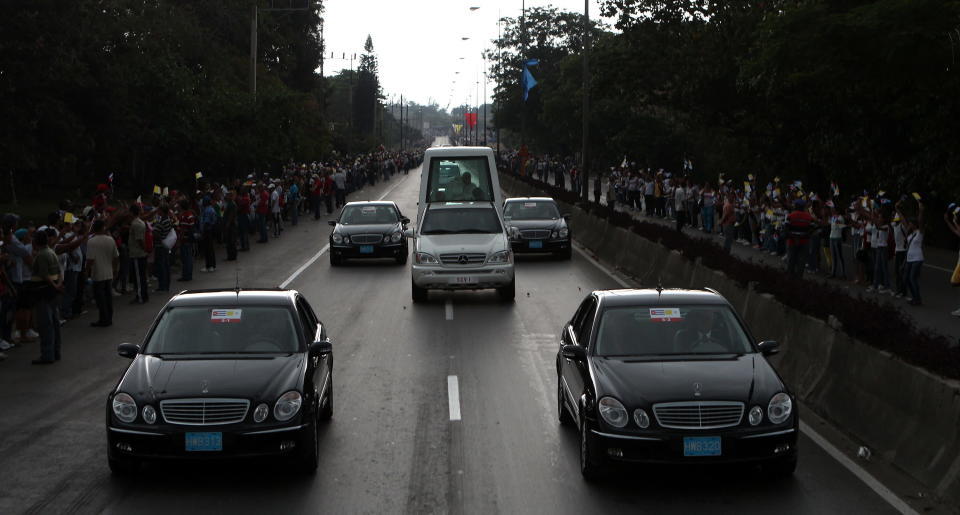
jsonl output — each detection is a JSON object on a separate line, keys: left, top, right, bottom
{"left": 195, "top": 172, "right": 203, "bottom": 180}
{"left": 153, "top": 185, "right": 161, "bottom": 194}
{"left": 64, "top": 212, "right": 76, "bottom": 223}
{"left": 911, "top": 192, "right": 921, "bottom": 201}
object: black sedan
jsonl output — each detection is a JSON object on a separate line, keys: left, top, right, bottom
{"left": 106, "top": 288, "right": 333, "bottom": 474}
{"left": 328, "top": 201, "right": 410, "bottom": 265}
{"left": 503, "top": 197, "right": 571, "bottom": 259}
{"left": 557, "top": 288, "right": 798, "bottom": 480}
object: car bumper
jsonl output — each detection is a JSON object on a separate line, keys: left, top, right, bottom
{"left": 411, "top": 264, "right": 515, "bottom": 290}
{"left": 510, "top": 239, "right": 571, "bottom": 253}
{"left": 587, "top": 425, "right": 798, "bottom": 465}
{"left": 106, "top": 423, "right": 312, "bottom": 461}
{"left": 330, "top": 242, "right": 407, "bottom": 259}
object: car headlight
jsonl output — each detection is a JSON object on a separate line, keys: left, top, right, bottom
{"left": 112, "top": 392, "right": 137, "bottom": 423}
{"left": 253, "top": 403, "right": 269, "bottom": 423}
{"left": 552, "top": 230, "right": 559, "bottom": 238}
{"left": 332, "top": 234, "right": 343, "bottom": 244}
{"left": 415, "top": 252, "right": 439, "bottom": 264}
{"left": 598, "top": 397, "right": 628, "bottom": 428}
{"left": 390, "top": 232, "right": 402, "bottom": 243}
{"left": 486, "top": 250, "right": 512, "bottom": 264}
{"left": 274, "top": 391, "right": 302, "bottom": 422}
{"left": 633, "top": 408, "right": 650, "bottom": 429}
{"left": 343, "top": 235, "right": 351, "bottom": 244}
{"left": 748, "top": 405, "right": 763, "bottom": 426}
{"left": 767, "top": 393, "right": 793, "bottom": 424}
{"left": 558, "top": 227, "right": 569, "bottom": 238}
{"left": 142, "top": 405, "right": 157, "bottom": 424}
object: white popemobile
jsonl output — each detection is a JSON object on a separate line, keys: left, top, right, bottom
{"left": 407, "top": 146, "right": 515, "bottom": 302}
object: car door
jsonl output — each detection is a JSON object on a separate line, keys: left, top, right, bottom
{"left": 297, "top": 297, "right": 329, "bottom": 410}
{"left": 561, "top": 295, "right": 597, "bottom": 421}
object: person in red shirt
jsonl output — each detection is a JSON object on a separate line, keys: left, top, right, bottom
{"left": 256, "top": 185, "right": 270, "bottom": 243}
{"left": 237, "top": 187, "right": 251, "bottom": 251}
{"left": 785, "top": 199, "right": 816, "bottom": 278}
{"left": 311, "top": 175, "right": 323, "bottom": 220}
{"left": 176, "top": 199, "right": 197, "bottom": 281}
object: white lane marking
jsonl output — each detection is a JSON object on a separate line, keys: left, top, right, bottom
{"left": 445, "top": 299, "right": 454, "bottom": 321}
{"left": 800, "top": 421, "right": 917, "bottom": 515}
{"left": 575, "top": 239, "right": 918, "bottom": 514}
{"left": 447, "top": 375, "right": 461, "bottom": 421}
{"left": 278, "top": 176, "right": 409, "bottom": 289}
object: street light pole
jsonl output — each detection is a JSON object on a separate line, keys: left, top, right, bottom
{"left": 249, "top": 4, "right": 258, "bottom": 97}
{"left": 580, "top": 0, "right": 590, "bottom": 202}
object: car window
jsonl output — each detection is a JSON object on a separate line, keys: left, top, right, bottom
{"left": 504, "top": 201, "right": 560, "bottom": 221}
{"left": 594, "top": 305, "right": 755, "bottom": 357}
{"left": 420, "top": 207, "right": 502, "bottom": 235}
{"left": 296, "top": 299, "right": 317, "bottom": 342}
{"left": 144, "top": 306, "right": 302, "bottom": 354}
{"left": 426, "top": 157, "right": 493, "bottom": 203}
{"left": 574, "top": 297, "right": 597, "bottom": 346}
{"left": 340, "top": 205, "right": 398, "bottom": 225}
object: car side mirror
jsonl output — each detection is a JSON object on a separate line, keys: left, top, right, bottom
{"left": 403, "top": 228, "right": 415, "bottom": 239}
{"left": 401, "top": 217, "right": 410, "bottom": 225}
{"left": 327, "top": 220, "right": 337, "bottom": 226}
{"left": 562, "top": 213, "right": 571, "bottom": 220}
{"left": 562, "top": 344, "right": 587, "bottom": 361}
{"left": 310, "top": 339, "right": 332, "bottom": 356}
{"left": 757, "top": 340, "right": 780, "bottom": 356}
{"left": 117, "top": 343, "right": 140, "bottom": 359}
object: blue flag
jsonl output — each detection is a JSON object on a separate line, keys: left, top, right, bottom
{"left": 522, "top": 67, "right": 538, "bottom": 101}
{"left": 525, "top": 58, "right": 540, "bottom": 67}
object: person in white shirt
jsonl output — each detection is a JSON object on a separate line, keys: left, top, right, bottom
{"left": 900, "top": 201, "right": 925, "bottom": 305}
{"left": 892, "top": 209, "right": 909, "bottom": 297}
{"left": 828, "top": 207, "right": 847, "bottom": 279}
{"left": 674, "top": 178, "right": 688, "bottom": 232}
{"left": 868, "top": 212, "right": 891, "bottom": 294}
{"left": 270, "top": 184, "right": 282, "bottom": 238}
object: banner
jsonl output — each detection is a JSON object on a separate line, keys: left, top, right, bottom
{"left": 465, "top": 112, "right": 477, "bottom": 129}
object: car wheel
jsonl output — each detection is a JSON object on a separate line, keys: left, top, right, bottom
{"left": 412, "top": 279, "right": 428, "bottom": 303}
{"left": 557, "top": 247, "right": 572, "bottom": 260}
{"left": 330, "top": 253, "right": 341, "bottom": 267}
{"left": 108, "top": 455, "right": 140, "bottom": 476}
{"left": 299, "top": 421, "right": 319, "bottom": 474}
{"left": 579, "top": 417, "right": 603, "bottom": 481}
{"left": 764, "top": 455, "right": 797, "bottom": 478}
{"left": 558, "top": 380, "right": 574, "bottom": 426}
{"left": 319, "top": 370, "right": 333, "bottom": 422}
{"left": 396, "top": 252, "right": 408, "bottom": 265}
{"left": 497, "top": 278, "right": 516, "bottom": 302}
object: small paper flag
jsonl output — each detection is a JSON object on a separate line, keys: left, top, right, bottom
{"left": 774, "top": 176, "right": 781, "bottom": 183}
{"left": 136, "top": 195, "right": 142, "bottom": 204}
{"left": 748, "top": 174, "right": 754, "bottom": 181}
{"left": 744, "top": 181, "right": 752, "bottom": 194}
{"left": 64, "top": 212, "right": 76, "bottom": 223}
{"left": 878, "top": 190, "right": 886, "bottom": 197}
{"left": 911, "top": 192, "right": 921, "bottom": 201}
{"left": 108, "top": 173, "right": 114, "bottom": 183}
{"left": 195, "top": 172, "right": 203, "bottom": 180}
{"left": 831, "top": 182, "right": 840, "bottom": 197}
{"left": 153, "top": 185, "right": 161, "bottom": 194}
{"left": 162, "top": 187, "right": 169, "bottom": 196}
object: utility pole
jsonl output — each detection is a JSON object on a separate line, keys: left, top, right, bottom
{"left": 520, "top": 0, "right": 526, "bottom": 152}
{"left": 580, "top": 0, "right": 590, "bottom": 202}
{"left": 400, "top": 95, "right": 404, "bottom": 152}
{"left": 249, "top": 4, "right": 258, "bottom": 97}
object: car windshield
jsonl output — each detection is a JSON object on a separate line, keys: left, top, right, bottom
{"left": 594, "top": 305, "right": 754, "bottom": 357}
{"left": 340, "top": 205, "right": 398, "bottom": 225}
{"left": 144, "top": 306, "right": 301, "bottom": 354}
{"left": 504, "top": 201, "right": 560, "bottom": 221}
{"left": 420, "top": 207, "right": 502, "bottom": 235}
{"left": 426, "top": 156, "right": 493, "bottom": 203}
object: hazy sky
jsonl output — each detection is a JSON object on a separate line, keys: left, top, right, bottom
{"left": 322, "top": 0, "right": 604, "bottom": 110}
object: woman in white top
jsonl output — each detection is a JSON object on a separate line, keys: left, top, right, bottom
{"left": 828, "top": 207, "right": 847, "bottom": 279}
{"left": 901, "top": 202, "right": 924, "bottom": 305}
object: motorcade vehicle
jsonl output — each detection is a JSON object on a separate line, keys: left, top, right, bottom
{"left": 557, "top": 288, "right": 798, "bottom": 480}
{"left": 416, "top": 146, "right": 503, "bottom": 226}
{"left": 106, "top": 288, "right": 333, "bottom": 474}
{"left": 328, "top": 201, "right": 410, "bottom": 265}
{"left": 503, "top": 197, "right": 572, "bottom": 260}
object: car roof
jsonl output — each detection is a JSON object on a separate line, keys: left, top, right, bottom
{"left": 505, "top": 197, "right": 556, "bottom": 203}
{"left": 169, "top": 289, "right": 298, "bottom": 307}
{"left": 424, "top": 146, "right": 494, "bottom": 157}
{"left": 426, "top": 201, "right": 496, "bottom": 210}
{"left": 594, "top": 288, "right": 731, "bottom": 307}
{"left": 343, "top": 201, "right": 396, "bottom": 207}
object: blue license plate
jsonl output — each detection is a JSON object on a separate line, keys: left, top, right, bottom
{"left": 359, "top": 245, "right": 374, "bottom": 254}
{"left": 528, "top": 240, "right": 543, "bottom": 249}
{"left": 185, "top": 432, "right": 223, "bottom": 452}
{"left": 683, "top": 436, "right": 721, "bottom": 457}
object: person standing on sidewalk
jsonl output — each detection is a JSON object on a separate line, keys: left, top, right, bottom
{"left": 899, "top": 201, "right": 925, "bottom": 306}
{"left": 200, "top": 198, "right": 217, "bottom": 272}
{"left": 701, "top": 183, "right": 716, "bottom": 234}
{"left": 86, "top": 220, "right": 118, "bottom": 327}
{"left": 720, "top": 193, "right": 737, "bottom": 253}
{"left": 674, "top": 178, "right": 688, "bottom": 232}
{"left": 127, "top": 204, "right": 149, "bottom": 304}
{"left": 828, "top": 206, "right": 847, "bottom": 279}
{"left": 944, "top": 208, "right": 960, "bottom": 316}
{"left": 152, "top": 204, "right": 174, "bottom": 293}
{"left": 334, "top": 168, "right": 347, "bottom": 209}
{"left": 224, "top": 191, "right": 238, "bottom": 261}
{"left": 176, "top": 199, "right": 197, "bottom": 282}
{"left": 785, "top": 199, "right": 815, "bottom": 278}
{"left": 868, "top": 212, "right": 891, "bottom": 294}
{"left": 29, "top": 230, "right": 63, "bottom": 364}
{"left": 892, "top": 206, "right": 909, "bottom": 298}
{"left": 237, "top": 187, "right": 251, "bottom": 251}
{"left": 257, "top": 184, "right": 271, "bottom": 242}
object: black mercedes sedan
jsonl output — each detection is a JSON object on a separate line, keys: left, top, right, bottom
{"left": 106, "top": 289, "right": 333, "bottom": 474}
{"left": 557, "top": 288, "right": 798, "bottom": 480}
{"left": 328, "top": 201, "right": 410, "bottom": 265}
{"left": 503, "top": 197, "right": 571, "bottom": 259}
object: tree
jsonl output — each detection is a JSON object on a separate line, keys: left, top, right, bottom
{"left": 353, "top": 35, "right": 381, "bottom": 141}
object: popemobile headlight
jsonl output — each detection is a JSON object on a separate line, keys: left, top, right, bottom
{"left": 274, "top": 391, "right": 303, "bottom": 422}
{"left": 332, "top": 234, "right": 343, "bottom": 244}
{"left": 748, "top": 405, "right": 763, "bottom": 426}
{"left": 390, "top": 232, "right": 403, "bottom": 243}
{"left": 767, "top": 393, "right": 793, "bottom": 424}
{"left": 142, "top": 405, "right": 157, "bottom": 424}
{"left": 558, "top": 227, "right": 569, "bottom": 238}
{"left": 415, "top": 252, "right": 439, "bottom": 265}
{"left": 486, "top": 250, "right": 512, "bottom": 264}
{"left": 253, "top": 403, "right": 270, "bottom": 423}
{"left": 112, "top": 392, "right": 138, "bottom": 423}
{"left": 598, "top": 397, "right": 628, "bottom": 428}
{"left": 633, "top": 408, "right": 650, "bottom": 429}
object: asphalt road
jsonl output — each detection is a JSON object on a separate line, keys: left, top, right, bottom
{"left": 0, "top": 165, "right": 902, "bottom": 514}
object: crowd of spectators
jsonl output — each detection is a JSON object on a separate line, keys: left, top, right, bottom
{"left": 0, "top": 150, "right": 422, "bottom": 363}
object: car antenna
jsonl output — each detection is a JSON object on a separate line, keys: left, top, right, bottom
{"left": 656, "top": 276, "right": 663, "bottom": 298}
{"left": 235, "top": 269, "right": 241, "bottom": 296}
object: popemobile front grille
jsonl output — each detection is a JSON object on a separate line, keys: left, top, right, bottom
{"left": 350, "top": 234, "right": 383, "bottom": 244}
{"left": 439, "top": 253, "right": 486, "bottom": 265}
{"left": 160, "top": 398, "right": 250, "bottom": 426}
{"left": 652, "top": 401, "right": 744, "bottom": 429}
{"left": 520, "top": 229, "right": 552, "bottom": 240}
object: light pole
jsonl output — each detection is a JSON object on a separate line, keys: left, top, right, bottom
{"left": 580, "top": 0, "right": 591, "bottom": 202}
{"left": 249, "top": 1, "right": 315, "bottom": 99}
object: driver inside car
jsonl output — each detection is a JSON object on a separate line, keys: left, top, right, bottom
{"left": 673, "top": 309, "right": 729, "bottom": 353}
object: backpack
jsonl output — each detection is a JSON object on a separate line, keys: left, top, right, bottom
{"left": 144, "top": 222, "right": 155, "bottom": 253}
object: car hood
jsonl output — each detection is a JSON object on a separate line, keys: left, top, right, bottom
{"left": 335, "top": 223, "right": 400, "bottom": 236}
{"left": 591, "top": 354, "right": 782, "bottom": 407}
{"left": 503, "top": 219, "right": 563, "bottom": 231}
{"left": 417, "top": 233, "right": 508, "bottom": 255}
{"left": 120, "top": 354, "right": 305, "bottom": 403}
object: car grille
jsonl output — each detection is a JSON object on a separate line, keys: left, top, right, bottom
{"left": 160, "top": 398, "right": 250, "bottom": 426}
{"left": 350, "top": 234, "right": 383, "bottom": 244}
{"left": 439, "top": 253, "right": 486, "bottom": 265}
{"left": 520, "top": 229, "right": 552, "bottom": 240}
{"left": 652, "top": 401, "right": 744, "bottom": 429}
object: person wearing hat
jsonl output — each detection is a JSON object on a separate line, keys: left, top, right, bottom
{"left": 28, "top": 229, "right": 63, "bottom": 364}
{"left": 785, "top": 199, "right": 816, "bottom": 278}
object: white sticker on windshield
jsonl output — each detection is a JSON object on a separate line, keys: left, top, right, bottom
{"left": 649, "top": 308, "right": 682, "bottom": 322}
{"left": 523, "top": 202, "right": 537, "bottom": 208}
{"left": 211, "top": 309, "right": 242, "bottom": 323}
{"left": 361, "top": 206, "right": 376, "bottom": 214}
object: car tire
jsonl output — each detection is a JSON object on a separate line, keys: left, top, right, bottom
{"left": 396, "top": 252, "right": 408, "bottom": 265}
{"left": 330, "top": 253, "right": 342, "bottom": 267}
{"left": 108, "top": 455, "right": 140, "bottom": 476}
{"left": 412, "top": 280, "right": 428, "bottom": 303}
{"left": 558, "top": 380, "right": 574, "bottom": 426}
{"left": 557, "top": 247, "right": 572, "bottom": 261}
{"left": 319, "top": 370, "right": 333, "bottom": 422}
{"left": 765, "top": 455, "right": 797, "bottom": 478}
{"left": 579, "top": 417, "right": 603, "bottom": 481}
{"left": 299, "top": 421, "right": 319, "bottom": 474}
{"left": 497, "top": 279, "right": 516, "bottom": 302}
